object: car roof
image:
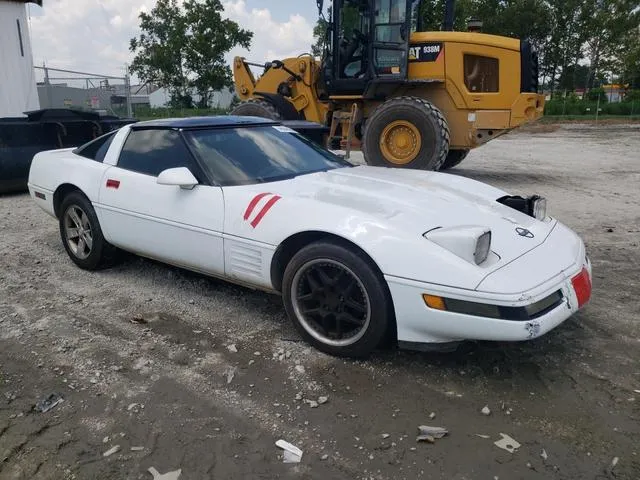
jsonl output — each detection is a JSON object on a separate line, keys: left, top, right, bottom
{"left": 131, "top": 115, "right": 278, "bottom": 130}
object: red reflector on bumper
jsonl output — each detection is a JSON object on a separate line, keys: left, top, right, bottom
{"left": 571, "top": 268, "right": 592, "bottom": 308}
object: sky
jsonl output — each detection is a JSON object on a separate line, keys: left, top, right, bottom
{"left": 26, "top": 0, "right": 320, "bottom": 84}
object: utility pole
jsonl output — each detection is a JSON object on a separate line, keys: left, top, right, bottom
{"left": 43, "top": 61, "right": 52, "bottom": 109}
{"left": 124, "top": 63, "right": 133, "bottom": 118}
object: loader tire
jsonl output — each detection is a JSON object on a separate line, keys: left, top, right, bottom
{"left": 363, "top": 96, "right": 450, "bottom": 170}
{"left": 440, "top": 149, "right": 470, "bottom": 170}
{"left": 231, "top": 99, "right": 282, "bottom": 120}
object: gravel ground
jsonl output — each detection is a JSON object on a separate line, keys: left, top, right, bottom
{"left": 1, "top": 124, "right": 639, "bottom": 480}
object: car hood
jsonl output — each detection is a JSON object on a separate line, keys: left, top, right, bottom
{"left": 281, "top": 166, "right": 555, "bottom": 267}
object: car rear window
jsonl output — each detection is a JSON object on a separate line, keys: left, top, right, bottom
{"left": 73, "top": 131, "right": 116, "bottom": 162}
{"left": 183, "top": 126, "right": 350, "bottom": 186}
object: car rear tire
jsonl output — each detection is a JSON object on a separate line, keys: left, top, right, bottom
{"left": 282, "top": 241, "right": 391, "bottom": 357}
{"left": 231, "top": 99, "right": 282, "bottom": 119}
{"left": 439, "top": 149, "right": 470, "bottom": 170}
{"left": 363, "top": 96, "right": 450, "bottom": 170}
{"left": 59, "top": 192, "right": 116, "bottom": 270}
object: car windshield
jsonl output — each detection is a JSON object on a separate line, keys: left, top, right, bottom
{"left": 182, "top": 125, "right": 352, "bottom": 186}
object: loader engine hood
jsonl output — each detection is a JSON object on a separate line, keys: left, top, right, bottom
{"left": 283, "top": 166, "right": 554, "bottom": 273}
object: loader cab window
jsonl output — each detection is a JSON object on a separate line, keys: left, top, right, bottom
{"left": 372, "top": 0, "right": 410, "bottom": 76}
{"left": 337, "top": 0, "right": 371, "bottom": 79}
{"left": 328, "top": 0, "right": 410, "bottom": 94}
{"left": 410, "top": 0, "right": 422, "bottom": 33}
{"left": 464, "top": 55, "right": 499, "bottom": 93}
{"left": 374, "top": 0, "right": 406, "bottom": 43}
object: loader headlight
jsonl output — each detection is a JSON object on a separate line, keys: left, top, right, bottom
{"left": 424, "top": 226, "right": 492, "bottom": 265}
{"left": 497, "top": 194, "right": 548, "bottom": 220}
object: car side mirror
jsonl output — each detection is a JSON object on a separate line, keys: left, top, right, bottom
{"left": 156, "top": 167, "right": 198, "bottom": 190}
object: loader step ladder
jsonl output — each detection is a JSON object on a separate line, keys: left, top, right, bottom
{"left": 328, "top": 103, "right": 360, "bottom": 160}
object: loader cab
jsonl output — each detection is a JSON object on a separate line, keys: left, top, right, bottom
{"left": 323, "top": 0, "right": 414, "bottom": 96}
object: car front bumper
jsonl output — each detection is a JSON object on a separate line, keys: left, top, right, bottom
{"left": 386, "top": 239, "right": 591, "bottom": 346}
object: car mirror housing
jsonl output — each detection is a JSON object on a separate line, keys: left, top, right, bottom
{"left": 156, "top": 167, "right": 198, "bottom": 190}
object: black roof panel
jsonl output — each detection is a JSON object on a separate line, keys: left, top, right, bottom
{"left": 132, "top": 116, "right": 278, "bottom": 129}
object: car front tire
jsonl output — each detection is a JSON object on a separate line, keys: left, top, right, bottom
{"left": 282, "top": 241, "right": 391, "bottom": 358}
{"left": 59, "top": 191, "right": 116, "bottom": 270}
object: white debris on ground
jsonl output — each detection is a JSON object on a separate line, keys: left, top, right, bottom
{"left": 103, "top": 445, "right": 121, "bottom": 457}
{"left": 416, "top": 425, "right": 448, "bottom": 443}
{"left": 148, "top": 467, "right": 182, "bottom": 480}
{"left": 275, "top": 439, "right": 303, "bottom": 463}
{"left": 224, "top": 366, "right": 237, "bottom": 384}
{"left": 493, "top": 433, "right": 521, "bottom": 453}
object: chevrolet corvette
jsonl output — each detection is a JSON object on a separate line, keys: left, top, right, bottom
{"left": 27, "top": 116, "right": 592, "bottom": 357}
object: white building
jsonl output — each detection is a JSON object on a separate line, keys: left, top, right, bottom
{"left": 149, "top": 87, "right": 235, "bottom": 109}
{"left": 0, "top": 0, "right": 40, "bottom": 117}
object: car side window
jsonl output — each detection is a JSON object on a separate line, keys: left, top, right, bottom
{"left": 73, "top": 131, "right": 116, "bottom": 162}
{"left": 117, "top": 129, "right": 195, "bottom": 177}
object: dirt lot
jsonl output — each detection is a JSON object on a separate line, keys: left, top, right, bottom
{"left": 1, "top": 124, "right": 639, "bottom": 480}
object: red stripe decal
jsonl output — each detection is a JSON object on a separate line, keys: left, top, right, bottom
{"left": 250, "top": 195, "right": 281, "bottom": 228}
{"left": 244, "top": 192, "right": 272, "bottom": 220}
{"left": 106, "top": 179, "right": 120, "bottom": 189}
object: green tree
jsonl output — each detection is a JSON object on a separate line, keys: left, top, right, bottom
{"left": 476, "top": 0, "right": 552, "bottom": 50}
{"left": 587, "top": 86, "right": 608, "bottom": 102}
{"left": 312, "top": 6, "right": 332, "bottom": 58}
{"left": 557, "top": 64, "right": 608, "bottom": 91}
{"left": 619, "top": 33, "right": 640, "bottom": 88}
{"left": 418, "top": 0, "right": 473, "bottom": 31}
{"left": 581, "top": 0, "right": 640, "bottom": 90}
{"left": 130, "top": 0, "right": 252, "bottom": 109}
{"left": 129, "top": 0, "right": 188, "bottom": 106}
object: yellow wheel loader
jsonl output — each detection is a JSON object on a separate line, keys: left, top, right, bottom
{"left": 232, "top": 0, "right": 544, "bottom": 170}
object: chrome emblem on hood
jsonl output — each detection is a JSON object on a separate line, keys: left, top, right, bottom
{"left": 516, "top": 227, "right": 535, "bottom": 238}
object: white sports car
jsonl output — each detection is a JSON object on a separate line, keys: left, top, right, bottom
{"left": 28, "top": 116, "right": 592, "bottom": 357}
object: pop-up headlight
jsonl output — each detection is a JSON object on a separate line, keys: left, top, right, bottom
{"left": 497, "top": 194, "right": 547, "bottom": 220}
{"left": 424, "top": 226, "right": 492, "bottom": 265}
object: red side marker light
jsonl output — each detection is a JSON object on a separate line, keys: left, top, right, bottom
{"left": 571, "top": 267, "right": 592, "bottom": 308}
{"left": 106, "top": 179, "right": 120, "bottom": 189}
